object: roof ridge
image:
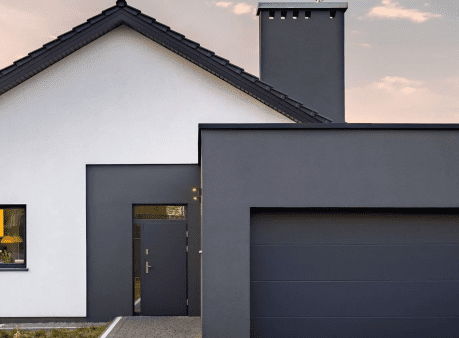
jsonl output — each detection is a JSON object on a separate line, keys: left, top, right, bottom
{"left": 0, "top": 2, "right": 333, "bottom": 123}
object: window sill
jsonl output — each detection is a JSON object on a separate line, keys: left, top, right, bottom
{"left": 0, "top": 268, "right": 28, "bottom": 271}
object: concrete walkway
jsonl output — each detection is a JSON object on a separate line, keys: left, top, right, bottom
{"left": 102, "top": 316, "right": 202, "bottom": 338}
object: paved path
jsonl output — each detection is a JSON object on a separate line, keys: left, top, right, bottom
{"left": 0, "top": 316, "right": 202, "bottom": 337}
{"left": 103, "top": 316, "right": 202, "bottom": 338}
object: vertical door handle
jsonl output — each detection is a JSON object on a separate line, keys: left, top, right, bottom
{"left": 146, "top": 261, "right": 152, "bottom": 274}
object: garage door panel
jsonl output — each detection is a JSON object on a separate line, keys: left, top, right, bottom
{"left": 251, "top": 245, "right": 459, "bottom": 281}
{"left": 250, "top": 318, "right": 459, "bottom": 338}
{"left": 251, "top": 214, "right": 459, "bottom": 245}
{"left": 251, "top": 281, "right": 459, "bottom": 317}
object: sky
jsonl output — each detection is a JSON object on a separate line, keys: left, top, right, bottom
{"left": 0, "top": 0, "right": 457, "bottom": 123}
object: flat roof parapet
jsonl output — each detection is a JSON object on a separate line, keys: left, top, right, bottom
{"left": 257, "top": 2, "right": 348, "bottom": 15}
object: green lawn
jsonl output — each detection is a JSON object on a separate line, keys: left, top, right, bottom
{"left": 0, "top": 325, "right": 108, "bottom": 338}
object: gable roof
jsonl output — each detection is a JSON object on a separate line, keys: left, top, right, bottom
{"left": 0, "top": 0, "right": 332, "bottom": 124}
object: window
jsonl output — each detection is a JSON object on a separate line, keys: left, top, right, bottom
{"left": 133, "top": 205, "right": 186, "bottom": 220}
{"left": 0, "top": 206, "right": 26, "bottom": 267}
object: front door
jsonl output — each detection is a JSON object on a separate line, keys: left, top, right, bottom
{"left": 140, "top": 220, "right": 187, "bottom": 316}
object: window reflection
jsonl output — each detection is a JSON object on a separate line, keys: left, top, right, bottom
{"left": 0, "top": 207, "right": 25, "bottom": 265}
{"left": 133, "top": 205, "right": 186, "bottom": 220}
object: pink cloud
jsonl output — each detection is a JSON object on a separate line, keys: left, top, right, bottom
{"left": 215, "top": 2, "right": 232, "bottom": 8}
{"left": 233, "top": 3, "right": 255, "bottom": 15}
{"left": 366, "top": 0, "right": 442, "bottom": 23}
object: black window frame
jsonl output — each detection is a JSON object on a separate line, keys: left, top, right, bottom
{"left": 0, "top": 204, "right": 26, "bottom": 269}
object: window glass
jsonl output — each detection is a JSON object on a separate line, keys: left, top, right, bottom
{"left": 0, "top": 207, "right": 25, "bottom": 265}
{"left": 133, "top": 205, "right": 186, "bottom": 220}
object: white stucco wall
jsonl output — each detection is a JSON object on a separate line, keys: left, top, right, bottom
{"left": 0, "top": 25, "right": 293, "bottom": 318}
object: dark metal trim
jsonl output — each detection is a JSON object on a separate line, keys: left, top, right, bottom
{"left": 251, "top": 207, "right": 459, "bottom": 215}
{"left": 0, "top": 204, "right": 26, "bottom": 270}
{"left": 199, "top": 123, "right": 459, "bottom": 130}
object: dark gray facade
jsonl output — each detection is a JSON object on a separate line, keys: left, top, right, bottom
{"left": 199, "top": 124, "right": 459, "bottom": 338}
{"left": 86, "top": 165, "right": 201, "bottom": 322}
{"left": 258, "top": 3, "right": 347, "bottom": 122}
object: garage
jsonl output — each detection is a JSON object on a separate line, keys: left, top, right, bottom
{"left": 250, "top": 208, "right": 459, "bottom": 338}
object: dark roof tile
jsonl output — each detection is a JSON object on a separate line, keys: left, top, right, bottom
{"left": 2, "top": 65, "right": 17, "bottom": 76}
{"left": 225, "top": 63, "right": 243, "bottom": 74}
{"left": 103, "top": 7, "right": 120, "bottom": 16}
{"left": 315, "top": 114, "right": 333, "bottom": 123}
{"left": 58, "top": 31, "right": 77, "bottom": 41}
{"left": 14, "top": 56, "right": 32, "bottom": 67}
{"left": 241, "top": 71, "right": 257, "bottom": 82}
{"left": 299, "top": 106, "right": 318, "bottom": 116}
{"left": 152, "top": 22, "right": 170, "bottom": 32}
{"left": 87, "top": 14, "right": 106, "bottom": 24}
{"left": 167, "top": 30, "right": 185, "bottom": 41}
{"left": 210, "top": 55, "right": 228, "bottom": 66}
{"left": 125, "top": 6, "right": 140, "bottom": 15}
{"left": 255, "top": 80, "right": 271, "bottom": 91}
{"left": 138, "top": 13, "right": 155, "bottom": 24}
{"left": 181, "top": 38, "right": 199, "bottom": 49}
{"left": 284, "top": 97, "right": 301, "bottom": 108}
{"left": 269, "top": 88, "right": 286, "bottom": 99}
{"left": 196, "top": 47, "right": 214, "bottom": 57}
{"left": 44, "top": 39, "right": 62, "bottom": 49}
{"left": 28, "top": 47, "right": 47, "bottom": 58}
{"left": 74, "top": 22, "right": 91, "bottom": 33}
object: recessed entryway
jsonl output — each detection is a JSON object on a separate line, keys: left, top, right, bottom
{"left": 132, "top": 205, "right": 188, "bottom": 316}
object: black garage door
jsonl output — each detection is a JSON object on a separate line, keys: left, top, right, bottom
{"left": 250, "top": 208, "right": 459, "bottom": 338}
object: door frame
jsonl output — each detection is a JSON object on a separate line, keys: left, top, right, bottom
{"left": 132, "top": 205, "right": 189, "bottom": 316}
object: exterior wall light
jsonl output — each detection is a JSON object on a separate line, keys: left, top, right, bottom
{"left": 269, "top": 10, "right": 275, "bottom": 19}
{"left": 330, "top": 10, "right": 336, "bottom": 19}
{"left": 281, "top": 10, "right": 287, "bottom": 19}
{"left": 305, "top": 10, "right": 311, "bottom": 19}
{"left": 192, "top": 188, "right": 202, "bottom": 203}
{"left": 293, "top": 10, "right": 299, "bottom": 19}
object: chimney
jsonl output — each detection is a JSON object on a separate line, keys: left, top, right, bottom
{"left": 257, "top": 2, "right": 348, "bottom": 123}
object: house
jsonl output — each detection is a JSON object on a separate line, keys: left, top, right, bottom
{"left": 1, "top": 1, "right": 458, "bottom": 337}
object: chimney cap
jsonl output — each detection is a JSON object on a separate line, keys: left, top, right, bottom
{"left": 257, "top": 2, "right": 348, "bottom": 15}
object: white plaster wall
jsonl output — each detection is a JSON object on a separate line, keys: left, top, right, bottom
{"left": 0, "top": 25, "right": 293, "bottom": 317}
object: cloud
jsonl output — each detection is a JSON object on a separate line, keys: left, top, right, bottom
{"left": 346, "top": 75, "right": 459, "bottom": 123}
{"left": 233, "top": 3, "right": 256, "bottom": 15}
{"left": 215, "top": 2, "right": 232, "bottom": 8}
{"left": 357, "top": 43, "right": 371, "bottom": 47}
{"left": 366, "top": 0, "right": 442, "bottom": 23}
{"left": 213, "top": 1, "right": 256, "bottom": 17}
{"left": 401, "top": 87, "right": 416, "bottom": 94}
{"left": 373, "top": 76, "right": 424, "bottom": 93}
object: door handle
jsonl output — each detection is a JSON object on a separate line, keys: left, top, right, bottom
{"left": 146, "top": 261, "right": 152, "bottom": 274}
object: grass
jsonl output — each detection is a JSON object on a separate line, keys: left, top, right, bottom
{"left": 0, "top": 325, "right": 108, "bottom": 338}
